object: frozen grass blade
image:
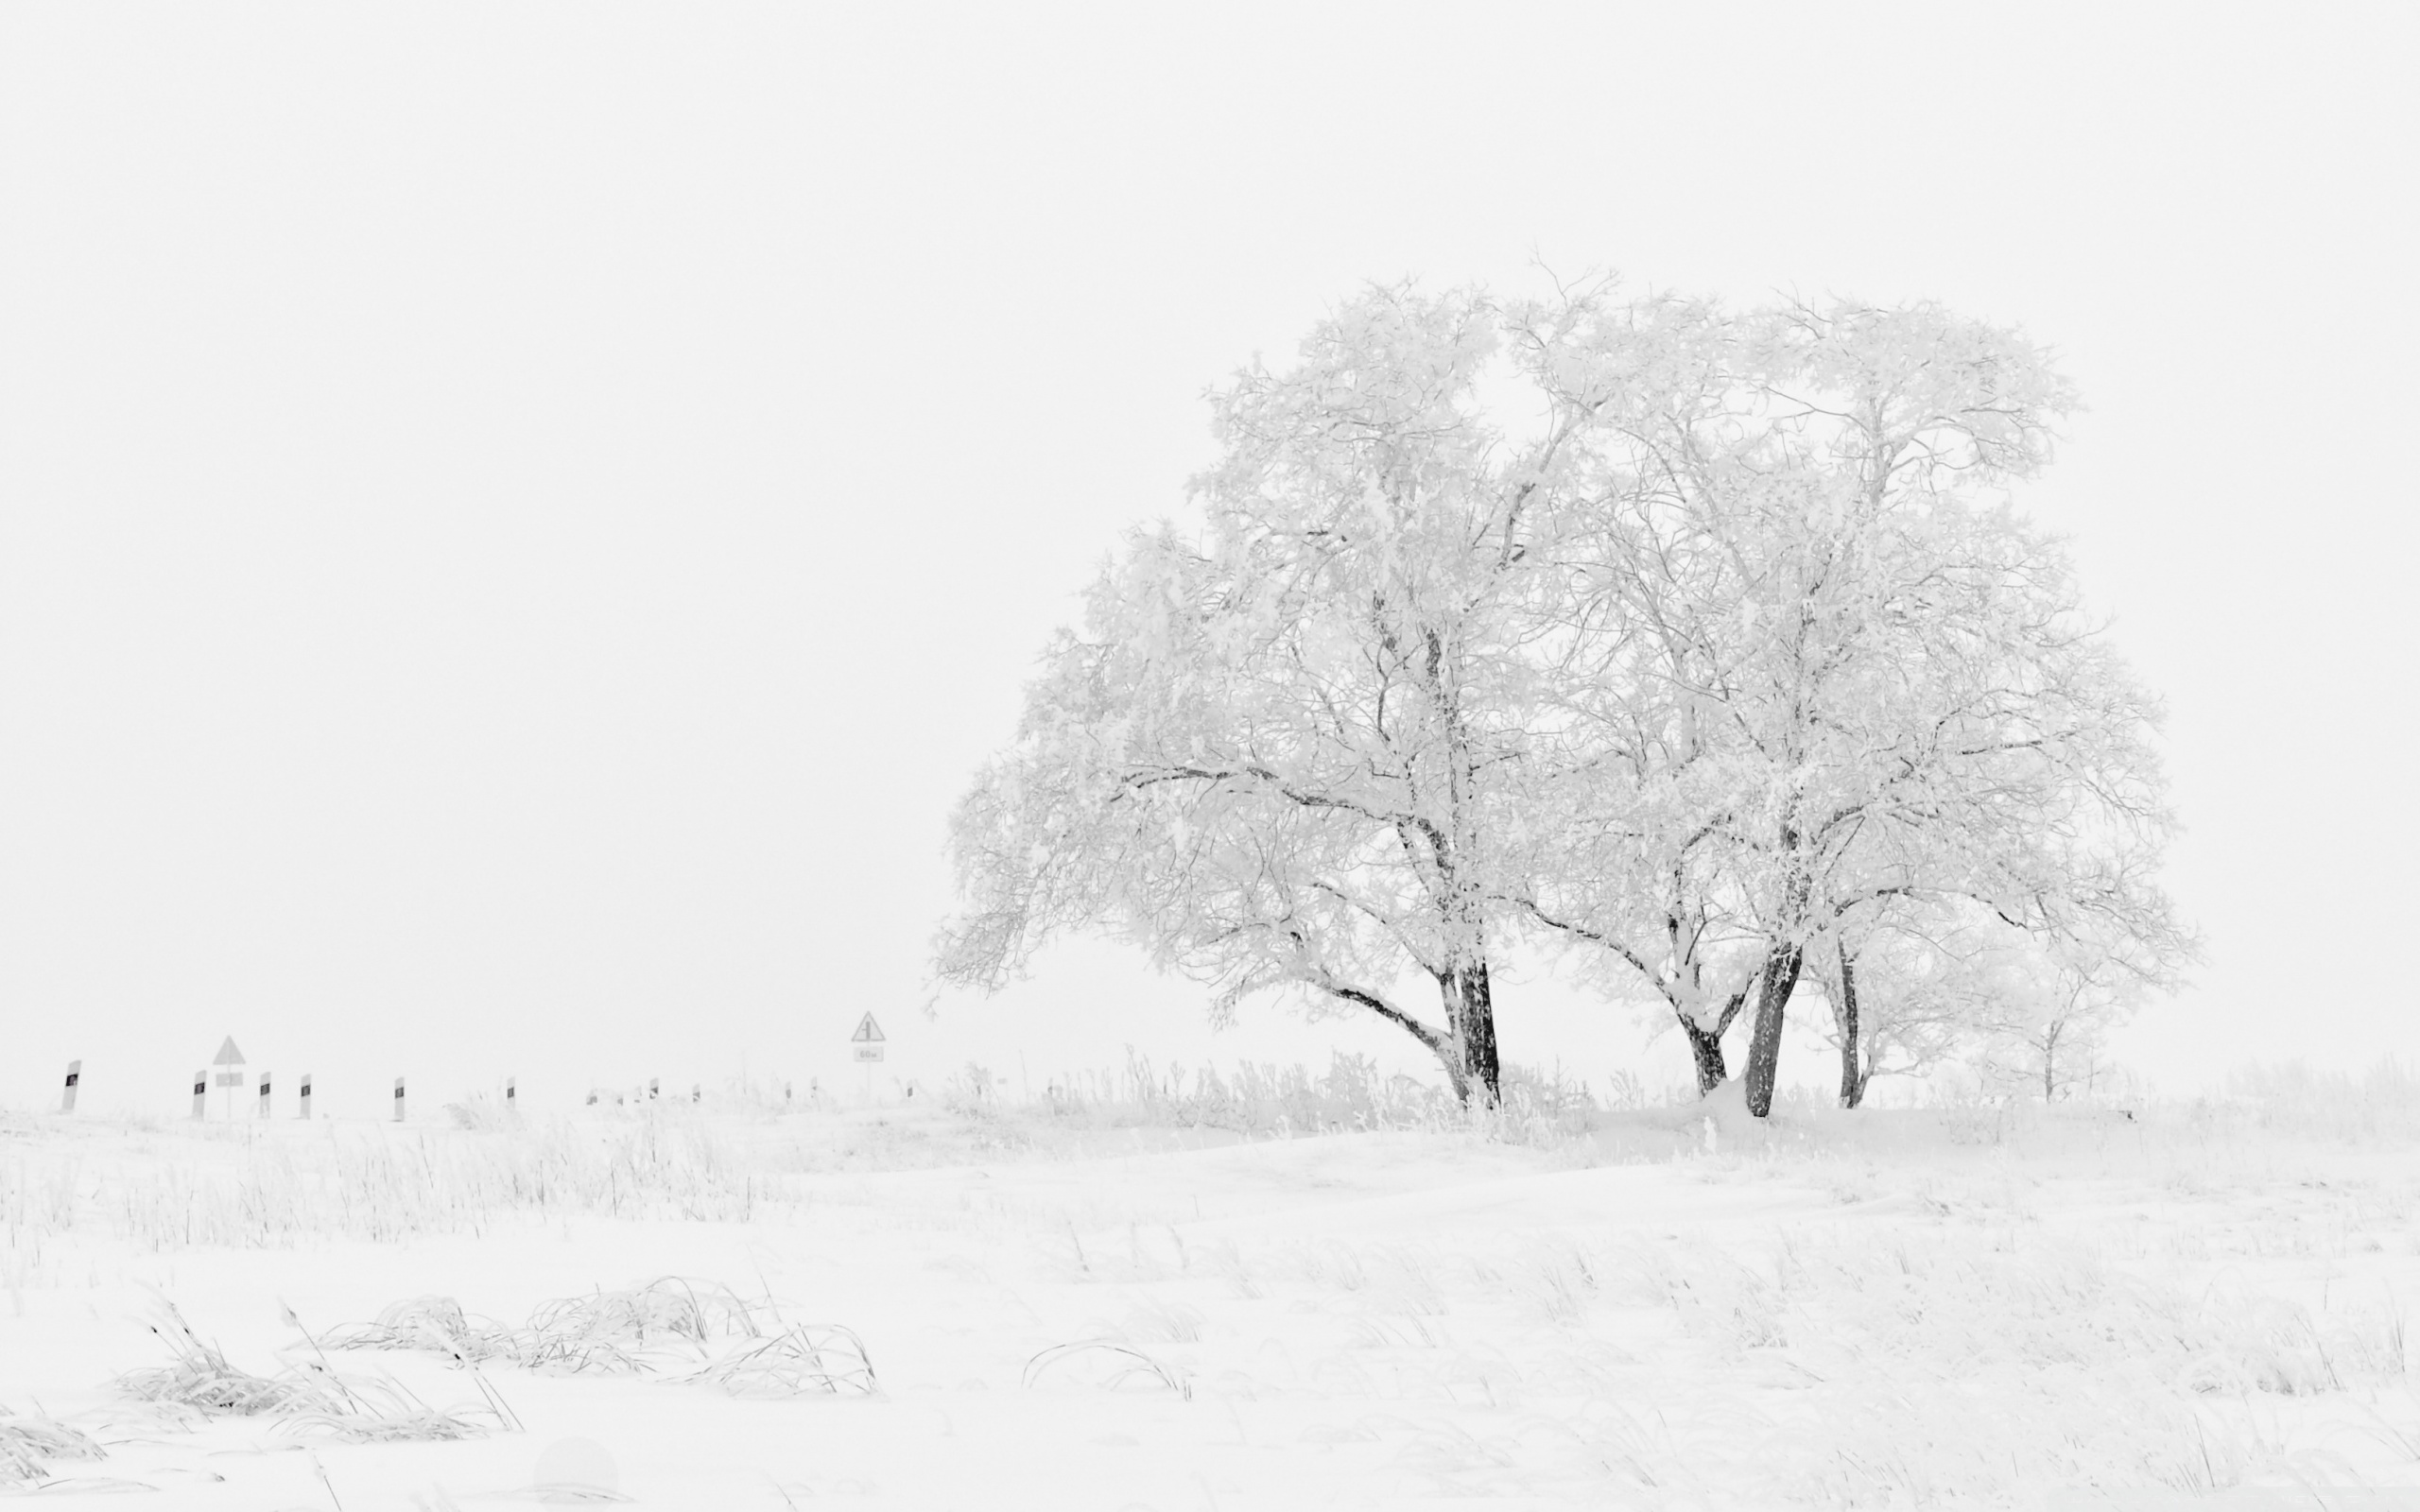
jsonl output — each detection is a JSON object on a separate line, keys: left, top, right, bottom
{"left": 1023, "top": 1340, "right": 1193, "bottom": 1400}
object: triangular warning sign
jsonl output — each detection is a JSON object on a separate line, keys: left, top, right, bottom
{"left": 213, "top": 1037, "right": 247, "bottom": 1066}
{"left": 850, "top": 1013, "right": 885, "bottom": 1043}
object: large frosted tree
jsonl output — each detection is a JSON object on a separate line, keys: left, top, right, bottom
{"left": 935, "top": 286, "right": 1604, "bottom": 1105}
{"left": 1510, "top": 292, "right": 1770, "bottom": 1094}
{"left": 1513, "top": 294, "right": 2184, "bottom": 1115}
{"left": 937, "top": 280, "right": 2186, "bottom": 1117}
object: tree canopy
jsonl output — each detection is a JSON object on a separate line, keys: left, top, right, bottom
{"left": 936, "top": 279, "right": 2187, "bottom": 1115}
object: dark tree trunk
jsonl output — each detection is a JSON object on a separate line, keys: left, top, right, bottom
{"left": 1441, "top": 960, "right": 1501, "bottom": 1108}
{"left": 1836, "top": 942, "right": 1866, "bottom": 1109}
{"left": 1679, "top": 972, "right": 1758, "bottom": 1097}
{"left": 1741, "top": 942, "right": 1806, "bottom": 1118}
{"left": 1684, "top": 1021, "right": 1728, "bottom": 1095}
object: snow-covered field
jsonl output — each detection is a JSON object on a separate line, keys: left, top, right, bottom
{"left": 6, "top": 1074, "right": 2420, "bottom": 1510}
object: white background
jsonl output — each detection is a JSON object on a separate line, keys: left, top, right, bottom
{"left": 1, "top": 5, "right": 2411, "bottom": 1115}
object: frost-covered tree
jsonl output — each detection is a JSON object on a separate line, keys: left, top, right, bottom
{"left": 936, "top": 280, "right": 2187, "bottom": 1117}
{"left": 1518, "top": 295, "right": 2184, "bottom": 1116}
{"left": 1508, "top": 293, "right": 1769, "bottom": 1093}
{"left": 1809, "top": 903, "right": 2005, "bottom": 1108}
{"left": 1972, "top": 916, "right": 2165, "bottom": 1102}
{"left": 935, "top": 286, "right": 1606, "bottom": 1105}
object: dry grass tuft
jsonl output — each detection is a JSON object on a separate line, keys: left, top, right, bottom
{"left": 688, "top": 1325, "right": 878, "bottom": 1397}
{"left": 0, "top": 1406, "right": 107, "bottom": 1484}
{"left": 521, "top": 1276, "right": 760, "bottom": 1374}
{"left": 116, "top": 1303, "right": 332, "bottom": 1417}
{"left": 113, "top": 1300, "right": 511, "bottom": 1444}
{"left": 320, "top": 1277, "right": 880, "bottom": 1398}
{"left": 317, "top": 1295, "right": 520, "bottom": 1364}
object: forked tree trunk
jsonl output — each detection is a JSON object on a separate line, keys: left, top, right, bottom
{"left": 1741, "top": 942, "right": 1806, "bottom": 1118}
{"left": 1684, "top": 1021, "right": 1729, "bottom": 1096}
{"left": 1679, "top": 972, "right": 1759, "bottom": 1097}
{"left": 1835, "top": 943, "right": 1866, "bottom": 1109}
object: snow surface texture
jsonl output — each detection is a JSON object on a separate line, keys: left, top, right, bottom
{"left": 4, "top": 1071, "right": 2420, "bottom": 1509}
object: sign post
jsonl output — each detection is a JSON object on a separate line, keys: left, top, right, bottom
{"left": 851, "top": 1014, "right": 886, "bottom": 1102}
{"left": 213, "top": 1039, "right": 247, "bottom": 1121}
{"left": 60, "top": 1061, "right": 80, "bottom": 1114}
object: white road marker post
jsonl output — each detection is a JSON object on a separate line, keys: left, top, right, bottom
{"left": 506, "top": 1076, "right": 516, "bottom": 1110}
{"left": 257, "top": 1072, "right": 271, "bottom": 1119}
{"left": 60, "top": 1060, "right": 80, "bottom": 1114}
{"left": 393, "top": 1076, "right": 406, "bottom": 1123}
{"left": 299, "top": 1074, "right": 312, "bottom": 1119}
{"left": 191, "top": 1071, "right": 206, "bottom": 1120}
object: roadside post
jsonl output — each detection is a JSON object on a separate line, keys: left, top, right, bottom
{"left": 60, "top": 1061, "right": 79, "bottom": 1114}
{"left": 213, "top": 1039, "right": 247, "bottom": 1121}
{"left": 191, "top": 1071, "right": 206, "bottom": 1120}
{"left": 393, "top": 1076, "right": 406, "bottom": 1123}
{"left": 299, "top": 1074, "right": 312, "bottom": 1119}
{"left": 852, "top": 1013, "right": 886, "bottom": 1102}
{"left": 258, "top": 1073, "right": 271, "bottom": 1118}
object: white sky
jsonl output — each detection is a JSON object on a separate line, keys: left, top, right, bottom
{"left": 1, "top": 5, "right": 2412, "bottom": 1115}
